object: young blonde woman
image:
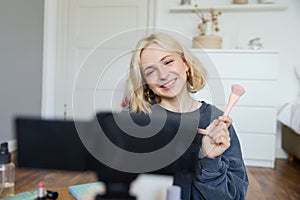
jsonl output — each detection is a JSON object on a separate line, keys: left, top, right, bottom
{"left": 125, "top": 32, "right": 248, "bottom": 199}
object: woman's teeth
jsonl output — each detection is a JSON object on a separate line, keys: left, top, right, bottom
{"left": 161, "top": 79, "right": 175, "bottom": 88}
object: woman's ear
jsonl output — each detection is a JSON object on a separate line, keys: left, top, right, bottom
{"left": 181, "top": 54, "right": 189, "bottom": 72}
{"left": 184, "top": 62, "right": 189, "bottom": 73}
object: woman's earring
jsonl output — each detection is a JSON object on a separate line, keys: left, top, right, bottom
{"left": 186, "top": 70, "right": 196, "bottom": 92}
{"left": 186, "top": 70, "right": 191, "bottom": 80}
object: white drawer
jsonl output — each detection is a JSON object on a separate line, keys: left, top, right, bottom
{"left": 230, "top": 107, "right": 277, "bottom": 134}
{"left": 192, "top": 50, "right": 279, "bottom": 80}
{"left": 220, "top": 80, "right": 278, "bottom": 107}
{"left": 194, "top": 79, "right": 278, "bottom": 107}
{"left": 238, "top": 133, "right": 275, "bottom": 161}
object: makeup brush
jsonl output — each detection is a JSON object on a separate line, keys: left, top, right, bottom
{"left": 223, "top": 84, "right": 245, "bottom": 116}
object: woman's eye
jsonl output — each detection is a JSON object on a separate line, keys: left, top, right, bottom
{"left": 145, "top": 68, "right": 156, "bottom": 76}
{"left": 164, "top": 59, "right": 174, "bottom": 66}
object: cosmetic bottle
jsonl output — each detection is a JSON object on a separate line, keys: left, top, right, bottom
{"left": 0, "top": 142, "right": 15, "bottom": 198}
{"left": 36, "top": 182, "right": 47, "bottom": 200}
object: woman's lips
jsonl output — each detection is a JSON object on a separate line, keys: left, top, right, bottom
{"left": 160, "top": 78, "right": 176, "bottom": 90}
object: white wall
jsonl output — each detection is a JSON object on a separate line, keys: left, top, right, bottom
{"left": 0, "top": 0, "right": 44, "bottom": 149}
{"left": 156, "top": 0, "right": 300, "bottom": 158}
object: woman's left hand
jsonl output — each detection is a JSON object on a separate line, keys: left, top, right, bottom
{"left": 198, "top": 117, "right": 232, "bottom": 158}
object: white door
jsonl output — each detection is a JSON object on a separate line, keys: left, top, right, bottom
{"left": 55, "top": 0, "right": 154, "bottom": 119}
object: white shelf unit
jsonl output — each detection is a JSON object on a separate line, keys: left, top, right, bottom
{"left": 192, "top": 49, "right": 279, "bottom": 168}
{"left": 170, "top": 3, "right": 287, "bottom": 12}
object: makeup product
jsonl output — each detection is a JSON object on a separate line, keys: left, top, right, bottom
{"left": 4, "top": 189, "right": 58, "bottom": 200}
{"left": 223, "top": 84, "right": 245, "bottom": 116}
{"left": 166, "top": 185, "right": 181, "bottom": 200}
{"left": 37, "top": 182, "right": 47, "bottom": 200}
{"left": 69, "top": 182, "right": 105, "bottom": 200}
{"left": 46, "top": 190, "right": 59, "bottom": 199}
{"left": 0, "top": 142, "right": 15, "bottom": 198}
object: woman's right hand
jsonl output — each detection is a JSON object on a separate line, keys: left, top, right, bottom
{"left": 197, "top": 116, "right": 232, "bottom": 158}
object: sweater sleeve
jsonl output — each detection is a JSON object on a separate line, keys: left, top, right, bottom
{"left": 191, "top": 125, "right": 249, "bottom": 200}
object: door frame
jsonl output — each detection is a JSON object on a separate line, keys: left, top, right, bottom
{"left": 41, "top": 0, "right": 58, "bottom": 118}
{"left": 41, "top": 0, "right": 157, "bottom": 118}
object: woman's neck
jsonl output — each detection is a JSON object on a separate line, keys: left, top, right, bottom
{"left": 159, "top": 90, "right": 200, "bottom": 113}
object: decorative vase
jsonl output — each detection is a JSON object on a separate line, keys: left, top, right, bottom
{"left": 192, "top": 35, "right": 222, "bottom": 49}
{"left": 233, "top": 0, "right": 248, "bottom": 4}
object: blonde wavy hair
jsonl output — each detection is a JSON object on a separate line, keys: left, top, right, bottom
{"left": 127, "top": 32, "right": 207, "bottom": 113}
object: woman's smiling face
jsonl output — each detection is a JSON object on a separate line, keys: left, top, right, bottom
{"left": 140, "top": 43, "right": 189, "bottom": 99}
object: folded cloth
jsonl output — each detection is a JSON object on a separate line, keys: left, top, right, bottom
{"left": 278, "top": 98, "right": 300, "bottom": 135}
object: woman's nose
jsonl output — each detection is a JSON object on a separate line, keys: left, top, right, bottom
{"left": 158, "top": 65, "right": 169, "bottom": 79}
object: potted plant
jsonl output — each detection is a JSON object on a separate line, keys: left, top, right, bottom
{"left": 192, "top": 6, "right": 222, "bottom": 49}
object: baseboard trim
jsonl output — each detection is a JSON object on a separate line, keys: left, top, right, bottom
{"left": 244, "top": 159, "right": 275, "bottom": 168}
{"left": 276, "top": 147, "right": 288, "bottom": 159}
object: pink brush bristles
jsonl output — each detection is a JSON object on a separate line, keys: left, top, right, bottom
{"left": 223, "top": 84, "right": 245, "bottom": 116}
{"left": 231, "top": 84, "right": 245, "bottom": 96}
